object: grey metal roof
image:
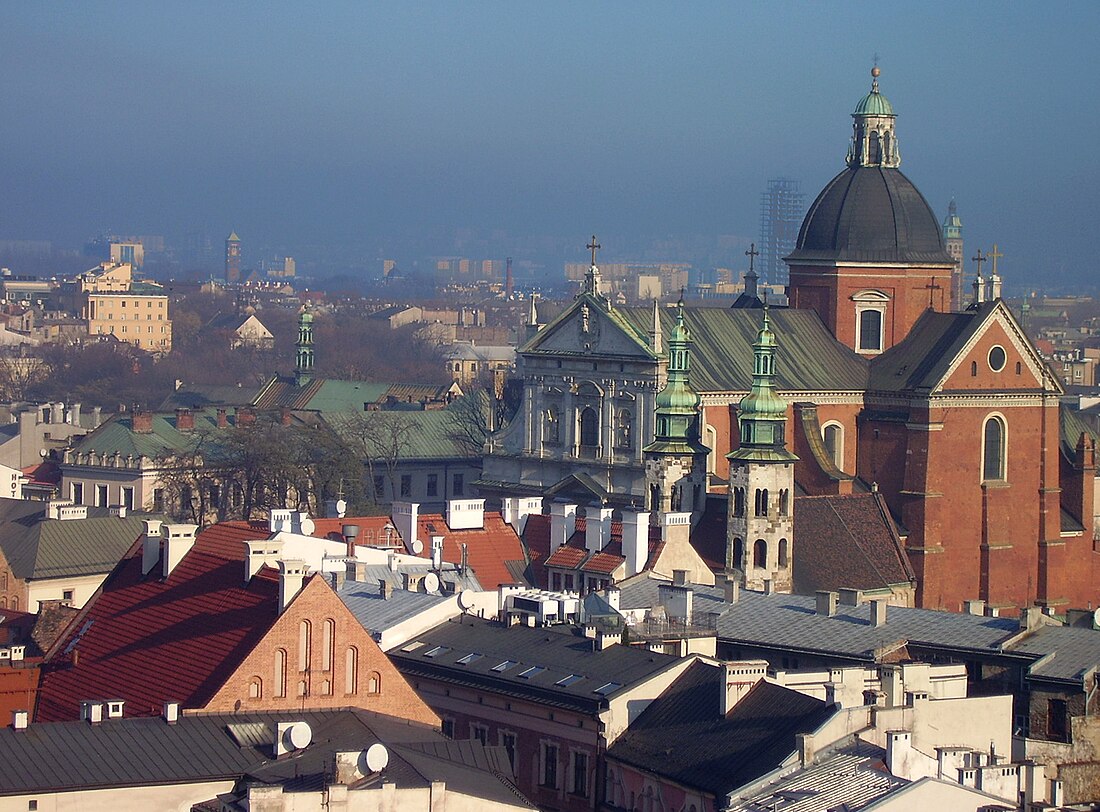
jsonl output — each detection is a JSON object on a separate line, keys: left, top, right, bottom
{"left": 0, "top": 708, "right": 529, "bottom": 804}
{"left": 337, "top": 562, "right": 481, "bottom": 637}
{"left": 1008, "top": 625, "right": 1100, "bottom": 684}
{"left": 0, "top": 500, "right": 152, "bottom": 581}
{"left": 389, "top": 616, "right": 680, "bottom": 712}
{"left": 618, "top": 579, "right": 1021, "bottom": 660}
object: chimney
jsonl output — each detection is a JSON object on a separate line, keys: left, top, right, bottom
{"left": 721, "top": 660, "right": 767, "bottom": 716}
{"left": 162, "top": 524, "right": 198, "bottom": 578}
{"left": 92, "top": 405, "right": 102, "bottom": 427}
{"left": 431, "top": 536, "right": 444, "bottom": 570}
{"left": 1050, "top": 778, "right": 1064, "bottom": 806}
{"left": 1066, "top": 608, "right": 1096, "bottom": 628}
{"left": 446, "top": 498, "right": 485, "bottom": 530}
{"left": 503, "top": 496, "right": 543, "bottom": 534}
{"left": 816, "top": 590, "right": 839, "bottom": 617}
{"left": 70, "top": 402, "right": 81, "bottom": 426}
{"left": 278, "top": 560, "right": 307, "bottom": 612}
{"left": 885, "top": 731, "right": 912, "bottom": 775}
{"left": 11, "top": 710, "right": 28, "bottom": 731}
{"left": 605, "top": 586, "right": 621, "bottom": 612}
{"left": 80, "top": 701, "right": 104, "bottom": 725}
{"left": 1020, "top": 606, "right": 1044, "bottom": 632}
{"left": 163, "top": 701, "right": 180, "bottom": 724}
{"left": 658, "top": 581, "right": 693, "bottom": 622}
{"left": 132, "top": 406, "right": 153, "bottom": 434}
{"left": 870, "top": 598, "right": 888, "bottom": 627}
{"left": 235, "top": 406, "right": 256, "bottom": 427}
{"left": 51, "top": 401, "right": 64, "bottom": 425}
{"left": 661, "top": 512, "right": 692, "bottom": 547}
{"left": 331, "top": 568, "right": 346, "bottom": 592}
{"left": 380, "top": 579, "right": 394, "bottom": 600}
{"left": 839, "top": 588, "right": 863, "bottom": 606}
{"left": 392, "top": 502, "right": 421, "bottom": 554}
{"left": 269, "top": 509, "right": 294, "bottom": 533}
{"left": 964, "top": 599, "right": 986, "bottom": 616}
{"left": 549, "top": 503, "right": 578, "bottom": 548}
{"left": 141, "top": 519, "right": 164, "bottom": 575}
{"left": 621, "top": 511, "right": 650, "bottom": 577}
{"left": 280, "top": 406, "right": 292, "bottom": 427}
{"left": 585, "top": 507, "right": 614, "bottom": 553}
{"left": 797, "top": 733, "right": 815, "bottom": 767}
{"left": 245, "top": 539, "right": 285, "bottom": 582}
{"left": 762, "top": 578, "right": 775, "bottom": 595}
{"left": 342, "top": 524, "right": 360, "bottom": 557}
{"left": 216, "top": 407, "right": 228, "bottom": 429}
{"left": 175, "top": 407, "right": 194, "bottom": 432}
{"left": 723, "top": 575, "right": 740, "bottom": 604}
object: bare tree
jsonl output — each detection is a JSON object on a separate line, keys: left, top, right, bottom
{"left": 329, "top": 411, "right": 418, "bottom": 507}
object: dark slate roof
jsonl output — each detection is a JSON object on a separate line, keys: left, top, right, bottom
{"left": 0, "top": 499, "right": 152, "bottom": 581}
{"left": 616, "top": 306, "right": 869, "bottom": 393}
{"left": 607, "top": 661, "right": 833, "bottom": 797}
{"left": 159, "top": 384, "right": 261, "bottom": 410}
{"left": 1007, "top": 625, "right": 1100, "bottom": 685}
{"left": 35, "top": 522, "right": 280, "bottom": 722}
{"left": 792, "top": 493, "right": 915, "bottom": 594}
{"left": 0, "top": 708, "right": 517, "bottom": 798}
{"left": 389, "top": 616, "right": 680, "bottom": 712}
{"left": 867, "top": 306, "right": 989, "bottom": 392}
{"left": 617, "top": 581, "right": 1021, "bottom": 661}
{"left": 788, "top": 166, "right": 954, "bottom": 265}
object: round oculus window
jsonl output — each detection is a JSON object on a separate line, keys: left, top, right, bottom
{"left": 988, "top": 346, "right": 1007, "bottom": 372}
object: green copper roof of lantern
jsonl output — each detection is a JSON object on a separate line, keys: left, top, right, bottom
{"left": 853, "top": 68, "right": 895, "bottom": 117}
{"left": 738, "top": 310, "right": 788, "bottom": 419}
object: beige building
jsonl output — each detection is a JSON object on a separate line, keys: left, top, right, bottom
{"left": 85, "top": 290, "right": 171, "bottom": 351}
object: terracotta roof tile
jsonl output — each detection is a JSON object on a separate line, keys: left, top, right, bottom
{"left": 35, "top": 522, "right": 280, "bottom": 722}
{"left": 414, "top": 513, "right": 527, "bottom": 589}
{"left": 544, "top": 546, "right": 587, "bottom": 569}
{"left": 526, "top": 515, "right": 663, "bottom": 583}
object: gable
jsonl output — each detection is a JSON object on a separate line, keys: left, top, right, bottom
{"left": 937, "top": 305, "right": 1058, "bottom": 394}
{"left": 205, "top": 575, "right": 439, "bottom": 727}
{"left": 523, "top": 296, "right": 656, "bottom": 359}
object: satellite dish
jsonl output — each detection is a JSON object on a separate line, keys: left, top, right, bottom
{"left": 361, "top": 742, "right": 389, "bottom": 773}
{"left": 457, "top": 590, "right": 475, "bottom": 611}
{"left": 423, "top": 572, "right": 440, "bottom": 593}
{"left": 335, "top": 499, "right": 347, "bottom": 514}
{"left": 286, "top": 721, "right": 313, "bottom": 750}
{"left": 299, "top": 518, "right": 316, "bottom": 536}
{"left": 411, "top": 539, "right": 424, "bottom": 555}
{"left": 1093, "top": 608, "right": 1100, "bottom": 629}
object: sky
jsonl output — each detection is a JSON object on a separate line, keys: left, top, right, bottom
{"left": 2, "top": 2, "right": 1099, "bottom": 288}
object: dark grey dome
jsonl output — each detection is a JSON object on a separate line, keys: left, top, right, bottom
{"left": 787, "top": 166, "right": 954, "bottom": 265}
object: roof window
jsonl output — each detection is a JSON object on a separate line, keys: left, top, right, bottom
{"left": 518, "top": 665, "right": 546, "bottom": 679}
{"left": 424, "top": 646, "right": 450, "bottom": 658}
{"left": 593, "top": 682, "right": 622, "bottom": 695}
{"left": 555, "top": 674, "right": 584, "bottom": 687}
{"left": 491, "top": 660, "right": 518, "bottom": 672}
{"left": 456, "top": 653, "right": 483, "bottom": 665}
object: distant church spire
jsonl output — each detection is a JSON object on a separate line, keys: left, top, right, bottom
{"left": 847, "top": 65, "right": 901, "bottom": 168}
{"left": 295, "top": 305, "right": 315, "bottom": 386}
{"left": 729, "top": 307, "right": 797, "bottom": 459}
{"left": 583, "top": 235, "right": 604, "bottom": 300}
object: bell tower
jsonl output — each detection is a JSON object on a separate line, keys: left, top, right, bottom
{"left": 295, "top": 306, "right": 315, "bottom": 387}
{"left": 643, "top": 299, "right": 709, "bottom": 523}
{"left": 846, "top": 66, "right": 900, "bottom": 169}
{"left": 726, "top": 308, "right": 797, "bottom": 591}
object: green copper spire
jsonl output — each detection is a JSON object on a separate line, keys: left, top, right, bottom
{"left": 295, "top": 305, "right": 315, "bottom": 386}
{"left": 644, "top": 299, "right": 707, "bottom": 454}
{"left": 942, "top": 198, "right": 962, "bottom": 240}
{"left": 728, "top": 307, "right": 797, "bottom": 462}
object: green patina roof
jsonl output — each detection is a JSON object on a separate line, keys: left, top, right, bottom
{"left": 853, "top": 89, "right": 894, "bottom": 117}
{"left": 325, "top": 406, "right": 477, "bottom": 460}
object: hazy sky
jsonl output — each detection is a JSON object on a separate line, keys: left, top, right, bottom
{"left": 2, "top": 2, "right": 1098, "bottom": 286}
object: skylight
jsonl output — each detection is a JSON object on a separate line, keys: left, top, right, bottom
{"left": 400, "top": 641, "right": 425, "bottom": 653}
{"left": 424, "top": 646, "right": 451, "bottom": 658}
{"left": 555, "top": 674, "right": 584, "bottom": 687}
{"left": 518, "top": 665, "right": 546, "bottom": 679}
{"left": 593, "top": 682, "right": 622, "bottom": 695}
{"left": 456, "top": 652, "right": 483, "bottom": 665}
{"left": 491, "top": 660, "right": 518, "bottom": 672}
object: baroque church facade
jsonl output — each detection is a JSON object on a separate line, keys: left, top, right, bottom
{"left": 479, "top": 69, "right": 1100, "bottom": 614}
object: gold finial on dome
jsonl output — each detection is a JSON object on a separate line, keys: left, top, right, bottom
{"left": 871, "top": 65, "right": 881, "bottom": 78}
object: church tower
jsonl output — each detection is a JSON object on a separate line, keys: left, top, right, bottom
{"left": 643, "top": 299, "right": 709, "bottom": 523}
{"left": 295, "top": 306, "right": 315, "bottom": 387}
{"left": 225, "top": 232, "right": 242, "bottom": 284}
{"left": 726, "top": 308, "right": 798, "bottom": 592}
{"left": 943, "top": 199, "right": 964, "bottom": 310}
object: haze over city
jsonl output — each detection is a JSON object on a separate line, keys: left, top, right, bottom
{"left": 2, "top": 2, "right": 1099, "bottom": 288}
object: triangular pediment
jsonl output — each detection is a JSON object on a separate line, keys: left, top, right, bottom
{"left": 522, "top": 294, "right": 656, "bottom": 359}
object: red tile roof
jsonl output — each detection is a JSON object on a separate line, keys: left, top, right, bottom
{"left": 0, "top": 662, "right": 40, "bottom": 722}
{"left": 35, "top": 522, "right": 280, "bottom": 722}
{"left": 523, "top": 515, "right": 663, "bottom": 585}
{"left": 308, "top": 516, "right": 401, "bottom": 548}
{"left": 544, "top": 545, "right": 587, "bottom": 569}
{"left": 415, "top": 512, "right": 526, "bottom": 589}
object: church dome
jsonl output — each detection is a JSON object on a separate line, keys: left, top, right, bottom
{"left": 853, "top": 89, "right": 894, "bottom": 117}
{"left": 788, "top": 166, "right": 954, "bottom": 265}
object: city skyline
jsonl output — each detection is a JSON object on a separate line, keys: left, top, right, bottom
{"left": 2, "top": 2, "right": 1098, "bottom": 287}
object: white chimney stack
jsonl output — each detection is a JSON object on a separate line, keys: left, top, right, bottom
{"left": 245, "top": 539, "right": 285, "bottom": 583}
{"left": 161, "top": 524, "right": 198, "bottom": 578}
{"left": 141, "top": 519, "right": 164, "bottom": 575}
{"left": 549, "top": 503, "right": 577, "bottom": 547}
{"left": 720, "top": 661, "right": 767, "bottom": 717}
{"left": 446, "top": 499, "right": 485, "bottom": 530}
{"left": 278, "top": 559, "right": 307, "bottom": 613}
{"left": 585, "top": 508, "right": 614, "bottom": 553}
{"left": 622, "top": 511, "right": 650, "bottom": 577}
{"left": 11, "top": 710, "right": 28, "bottom": 731}
{"left": 503, "top": 496, "right": 543, "bottom": 534}
{"left": 392, "top": 502, "right": 420, "bottom": 554}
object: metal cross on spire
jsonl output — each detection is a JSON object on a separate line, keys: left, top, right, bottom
{"left": 972, "top": 249, "right": 987, "bottom": 276}
{"left": 988, "top": 244, "right": 1003, "bottom": 275}
{"left": 745, "top": 242, "right": 759, "bottom": 275}
{"left": 587, "top": 235, "right": 601, "bottom": 267}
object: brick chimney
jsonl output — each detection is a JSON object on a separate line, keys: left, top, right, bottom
{"left": 280, "top": 406, "right": 292, "bottom": 427}
{"left": 216, "top": 408, "right": 228, "bottom": 429}
{"left": 175, "top": 407, "right": 194, "bottom": 432}
{"left": 132, "top": 406, "right": 153, "bottom": 434}
{"left": 236, "top": 406, "right": 256, "bottom": 427}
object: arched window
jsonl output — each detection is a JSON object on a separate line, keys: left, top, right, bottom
{"left": 671, "top": 485, "right": 682, "bottom": 512}
{"left": 733, "top": 487, "right": 745, "bottom": 518}
{"left": 345, "top": 646, "right": 359, "bottom": 694}
{"left": 869, "top": 131, "right": 881, "bottom": 164}
{"left": 753, "top": 539, "right": 767, "bottom": 569}
{"left": 616, "top": 409, "right": 633, "bottom": 449}
{"left": 705, "top": 424, "right": 718, "bottom": 473}
{"left": 882, "top": 132, "right": 892, "bottom": 162}
{"left": 778, "top": 538, "right": 789, "bottom": 568}
{"left": 544, "top": 406, "right": 560, "bottom": 443}
{"left": 321, "top": 679, "right": 332, "bottom": 696}
{"left": 858, "top": 309, "right": 883, "bottom": 352}
{"left": 649, "top": 483, "right": 660, "bottom": 512}
{"left": 779, "top": 489, "right": 790, "bottom": 516}
{"left": 273, "top": 649, "right": 287, "bottom": 698}
{"left": 971, "top": 360, "right": 978, "bottom": 376}
{"left": 754, "top": 488, "right": 769, "bottom": 517}
{"left": 322, "top": 619, "right": 335, "bottom": 672}
{"left": 733, "top": 538, "right": 744, "bottom": 570}
{"left": 248, "top": 676, "right": 262, "bottom": 699}
{"left": 579, "top": 407, "right": 599, "bottom": 447}
{"left": 983, "top": 415, "right": 1006, "bottom": 481}
{"left": 367, "top": 671, "right": 381, "bottom": 694}
{"left": 822, "top": 422, "right": 843, "bottom": 468}
{"left": 298, "top": 620, "right": 311, "bottom": 672}
{"left": 1015, "top": 361, "right": 1022, "bottom": 375}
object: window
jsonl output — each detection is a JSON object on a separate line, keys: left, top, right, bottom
{"left": 858, "top": 309, "right": 883, "bottom": 351}
{"left": 452, "top": 473, "right": 464, "bottom": 496}
{"left": 555, "top": 674, "right": 583, "bottom": 687}
{"left": 542, "top": 742, "right": 559, "bottom": 788}
{"left": 62, "top": 589, "right": 74, "bottom": 602}
{"left": 152, "top": 488, "right": 164, "bottom": 513}
{"left": 572, "top": 751, "right": 590, "bottom": 797}
{"left": 544, "top": 406, "right": 560, "bottom": 443}
{"left": 971, "top": 360, "right": 978, "bottom": 376}
{"left": 616, "top": 409, "right": 633, "bottom": 449}
{"left": 500, "top": 731, "right": 517, "bottom": 770}
{"left": 367, "top": 671, "right": 380, "bottom": 693}
{"left": 779, "top": 538, "right": 789, "bottom": 568}
{"left": 733, "top": 487, "right": 745, "bottom": 518}
{"left": 373, "top": 475, "right": 385, "bottom": 498}
{"left": 274, "top": 649, "right": 287, "bottom": 698}
{"left": 491, "top": 660, "right": 518, "bottom": 672}
{"left": 441, "top": 718, "right": 455, "bottom": 739}
{"left": 733, "top": 538, "right": 744, "bottom": 570}
{"left": 982, "top": 415, "right": 1006, "bottom": 481}
{"left": 298, "top": 620, "right": 311, "bottom": 671}
{"left": 779, "top": 488, "right": 789, "bottom": 516}
{"left": 988, "top": 345, "right": 1007, "bottom": 372}
{"left": 426, "top": 474, "right": 438, "bottom": 497}
{"left": 1048, "top": 698, "right": 1068, "bottom": 740}
{"left": 471, "top": 723, "right": 489, "bottom": 745}
{"left": 322, "top": 619, "right": 335, "bottom": 672}
{"left": 822, "top": 422, "right": 843, "bottom": 468}
{"left": 579, "top": 407, "right": 599, "bottom": 447}
{"left": 71, "top": 482, "right": 84, "bottom": 505}
{"left": 345, "top": 646, "right": 359, "bottom": 693}
{"left": 754, "top": 488, "right": 769, "bottom": 517}
{"left": 754, "top": 539, "right": 767, "bottom": 568}
{"left": 249, "top": 677, "right": 262, "bottom": 699}
{"left": 400, "top": 474, "right": 412, "bottom": 497}
{"left": 96, "top": 483, "right": 108, "bottom": 507}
